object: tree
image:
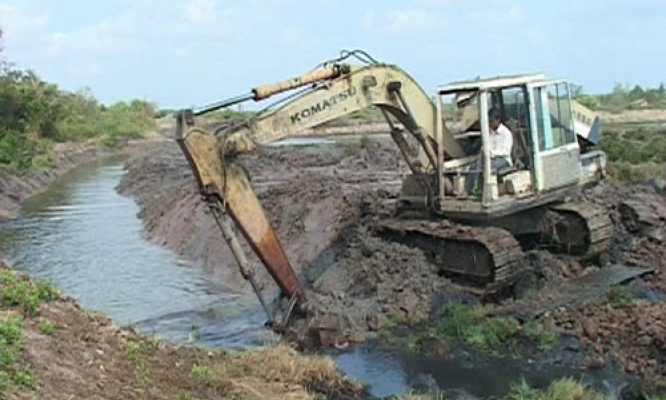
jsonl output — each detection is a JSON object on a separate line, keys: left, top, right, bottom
{"left": 629, "top": 85, "right": 645, "bottom": 101}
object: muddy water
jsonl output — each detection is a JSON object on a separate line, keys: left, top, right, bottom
{"left": 0, "top": 157, "right": 275, "bottom": 349}
{"left": 0, "top": 157, "right": 633, "bottom": 399}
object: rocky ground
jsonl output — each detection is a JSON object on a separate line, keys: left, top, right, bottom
{"left": 118, "top": 129, "right": 666, "bottom": 391}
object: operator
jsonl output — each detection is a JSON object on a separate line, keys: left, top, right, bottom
{"left": 467, "top": 108, "right": 514, "bottom": 194}
{"left": 487, "top": 107, "right": 513, "bottom": 169}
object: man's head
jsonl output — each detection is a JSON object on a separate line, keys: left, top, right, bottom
{"left": 488, "top": 108, "right": 502, "bottom": 131}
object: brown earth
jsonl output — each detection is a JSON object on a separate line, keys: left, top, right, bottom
{"left": 0, "top": 264, "right": 365, "bottom": 400}
{"left": 118, "top": 132, "right": 666, "bottom": 381}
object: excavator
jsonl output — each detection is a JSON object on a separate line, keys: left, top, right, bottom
{"left": 176, "top": 51, "right": 611, "bottom": 328}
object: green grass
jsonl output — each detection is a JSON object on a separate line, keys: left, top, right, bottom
{"left": 427, "top": 303, "right": 557, "bottom": 354}
{"left": 0, "top": 269, "right": 59, "bottom": 315}
{"left": 190, "top": 364, "right": 215, "bottom": 380}
{"left": 179, "top": 391, "right": 205, "bottom": 400}
{"left": 38, "top": 319, "right": 55, "bottom": 336}
{"left": 125, "top": 340, "right": 151, "bottom": 385}
{"left": 505, "top": 378, "right": 607, "bottom": 400}
{"left": 606, "top": 286, "right": 635, "bottom": 309}
{"left": 0, "top": 316, "right": 35, "bottom": 396}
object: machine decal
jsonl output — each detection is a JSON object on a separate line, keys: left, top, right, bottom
{"left": 290, "top": 87, "right": 357, "bottom": 123}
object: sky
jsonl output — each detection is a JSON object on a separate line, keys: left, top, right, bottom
{"left": 0, "top": 0, "right": 664, "bottom": 108}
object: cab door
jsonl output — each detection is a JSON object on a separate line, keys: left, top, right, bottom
{"left": 528, "top": 81, "right": 581, "bottom": 192}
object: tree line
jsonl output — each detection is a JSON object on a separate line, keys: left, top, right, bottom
{"left": 0, "top": 28, "right": 156, "bottom": 173}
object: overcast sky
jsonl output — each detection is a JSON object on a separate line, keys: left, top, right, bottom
{"left": 1, "top": 0, "right": 664, "bottom": 108}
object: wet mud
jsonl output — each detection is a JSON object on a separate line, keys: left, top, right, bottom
{"left": 119, "top": 134, "right": 666, "bottom": 386}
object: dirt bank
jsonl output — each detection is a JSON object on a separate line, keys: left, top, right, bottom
{"left": 0, "top": 263, "right": 366, "bottom": 400}
{"left": 0, "top": 135, "right": 167, "bottom": 223}
{"left": 119, "top": 132, "right": 666, "bottom": 383}
{"left": 0, "top": 141, "right": 106, "bottom": 221}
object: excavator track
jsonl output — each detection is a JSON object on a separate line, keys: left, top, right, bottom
{"left": 546, "top": 202, "right": 613, "bottom": 259}
{"left": 375, "top": 219, "right": 524, "bottom": 293}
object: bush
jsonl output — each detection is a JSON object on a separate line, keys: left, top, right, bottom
{"left": 0, "top": 67, "right": 156, "bottom": 172}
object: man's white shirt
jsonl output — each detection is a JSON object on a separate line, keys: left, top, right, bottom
{"left": 488, "top": 123, "right": 513, "bottom": 165}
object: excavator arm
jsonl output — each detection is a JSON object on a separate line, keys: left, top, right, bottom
{"left": 176, "top": 58, "right": 464, "bottom": 326}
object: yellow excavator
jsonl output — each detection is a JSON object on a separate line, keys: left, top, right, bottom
{"left": 176, "top": 51, "right": 611, "bottom": 327}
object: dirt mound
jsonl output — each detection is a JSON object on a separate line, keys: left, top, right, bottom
{"left": 296, "top": 222, "right": 467, "bottom": 346}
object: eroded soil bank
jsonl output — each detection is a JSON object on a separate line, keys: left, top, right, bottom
{"left": 0, "top": 136, "right": 165, "bottom": 222}
{"left": 119, "top": 134, "right": 666, "bottom": 391}
{"left": 0, "top": 263, "right": 367, "bottom": 400}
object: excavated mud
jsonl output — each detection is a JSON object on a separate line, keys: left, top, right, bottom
{"left": 119, "top": 134, "right": 666, "bottom": 382}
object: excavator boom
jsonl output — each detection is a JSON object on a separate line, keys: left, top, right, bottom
{"left": 176, "top": 60, "right": 465, "bottom": 321}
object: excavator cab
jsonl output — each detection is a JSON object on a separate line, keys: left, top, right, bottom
{"left": 407, "top": 74, "right": 607, "bottom": 221}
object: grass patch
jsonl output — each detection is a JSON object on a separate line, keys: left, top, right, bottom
{"left": 38, "top": 319, "right": 55, "bottom": 336}
{"left": 505, "top": 377, "right": 607, "bottom": 400}
{"left": 0, "top": 316, "right": 35, "bottom": 396}
{"left": 427, "top": 303, "right": 557, "bottom": 354}
{"left": 125, "top": 340, "right": 151, "bottom": 385}
{"left": 606, "top": 286, "right": 634, "bottom": 309}
{"left": 179, "top": 392, "right": 205, "bottom": 400}
{"left": 190, "top": 364, "right": 215, "bottom": 380}
{"left": 0, "top": 269, "right": 59, "bottom": 315}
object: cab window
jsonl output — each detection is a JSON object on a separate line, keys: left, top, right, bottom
{"left": 534, "top": 83, "right": 576, "bottom": 151}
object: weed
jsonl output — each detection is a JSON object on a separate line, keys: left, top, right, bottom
{"left": 428, "top": 303, "right": 557, "bottom": 354}
{"left": 125, "top": 341, "right": 150, "bottom": 385}
{"left": 12, "top": 368, "right": 35, "bottom": 389}
{"left": 0, "top": 316, "right": 24, "bottom": 368}
{"left": 189, "top": 324, "right": 202, "bottom": 343}
{"left": 0, "top": 269, "right": 59, "bottom": 315}
{"left": 0, "top": 371, "right": 10, "bottom": 398}
{"left": 607, "top": 286, "right": 634, "bottom": 309}
{"left": 190, "top": 364, "right": 215, "bottom": 380}
{"left": 504, "top": 377, "right": 607, "bottom": 400}
{"left": 38, "top": 319, "right": 55, "bottom": 336}
{"left": 523, "top": 321, "right": 557, "bottom": 351}
{"left": 179, "top": 391, "right": 204, "bottom": 400}
{"left": 0, "top": 316, "right": 37, "bottom": 394}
